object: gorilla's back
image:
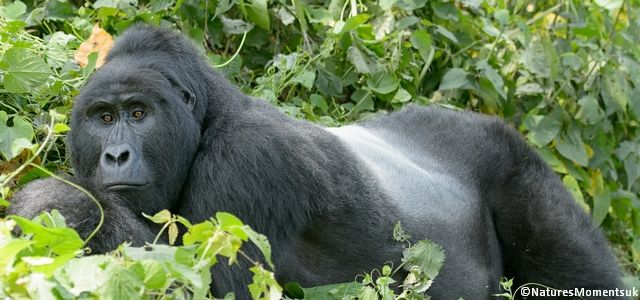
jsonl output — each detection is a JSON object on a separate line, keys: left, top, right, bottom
{"left": 324, "top": 105, "right": 504, "bottom": 297}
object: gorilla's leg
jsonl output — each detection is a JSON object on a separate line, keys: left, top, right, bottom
{"left": 487, "top": 123, "right": 623, "bottom": 294}
{"left": 8, "top": 178, "right": 158, "bottom": 253}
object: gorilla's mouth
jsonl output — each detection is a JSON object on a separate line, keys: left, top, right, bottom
{"left": 104, "top": 182, "right": 149, "bottom": 190}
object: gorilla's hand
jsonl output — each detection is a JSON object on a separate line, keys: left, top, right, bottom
{"left": 8, "top": 178, "right": 159, "bottom": 253}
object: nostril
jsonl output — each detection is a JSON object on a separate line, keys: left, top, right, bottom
{"left": 106, "top": 153, "right": 116, "bottom": 163}
{"left": 118, "top": 151, "right": 130, "bottom": 165}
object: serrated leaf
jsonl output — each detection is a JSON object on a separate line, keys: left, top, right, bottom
{"left": 402, "top": 239, "right": 445, "bottom": 280}
{"left": 1, "top": 0, "right": 27, "bottom": 20}
{"left": 98, "top": 265, "right": 144, "bottom": 300}
{"left": 1, "top": 47, "right": 52, "bottom": 93}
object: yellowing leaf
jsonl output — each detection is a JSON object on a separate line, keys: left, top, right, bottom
{"left": 74, "top": 24, "right": 114, "bottom": 68}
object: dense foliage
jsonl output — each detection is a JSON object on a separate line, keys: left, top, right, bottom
{"left": 0, "top": 0, "right": 639, "bottom": 298}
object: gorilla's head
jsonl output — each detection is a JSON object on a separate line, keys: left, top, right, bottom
{"left": 69, "top": 26, "right": 207, "bottom": 214}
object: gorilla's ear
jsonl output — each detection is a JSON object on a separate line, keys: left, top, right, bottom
{"left": 162, "top": 70, "right": 197, "bottom": 111}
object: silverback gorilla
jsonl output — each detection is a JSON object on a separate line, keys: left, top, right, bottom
{"left": 9, "top": 25, "right": 624, "bottom": 298}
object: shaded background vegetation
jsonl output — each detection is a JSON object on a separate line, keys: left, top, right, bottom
{"left": 0, "top": 0, "right": 639, "bottom": 291}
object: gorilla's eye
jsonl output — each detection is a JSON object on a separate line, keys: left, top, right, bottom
{"left": 132, "top": 110, "right": 145, "bottom": 120}
{"left": 101, "top": 113, "right": 114, "bottom": 124}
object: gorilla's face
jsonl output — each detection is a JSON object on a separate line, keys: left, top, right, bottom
{"left": 69, "top": 62, "right": 200, "bottom": 214}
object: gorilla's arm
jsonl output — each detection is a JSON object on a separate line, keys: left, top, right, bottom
{"left": 8, "top": 178, "right": 158, "bottom": 253}
{"left": 484, "top": 121, "right": 624, "bottom": 290}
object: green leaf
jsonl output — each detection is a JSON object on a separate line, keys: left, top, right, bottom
{"left": 476, "top": 60, "right": 505, "bottom": 99}
{"left": 54, "top": 256, "right": 113, "bottom": 295}
{"left": 246, "top": 228, "right": 274, "bottom": 267}
{"left": 291, "top": 70, "right": 316, "bottom": 90}
{"left": 350, "top": 89, "right": 374, "bottom": 114}
{"left": 139, "top": 260, "right": 167, "bottom": 289}
{"left": 53, "top": 123, "right": 70, "bottom": 134}
{"left": 378, "top": 0, "right": 396, "bottom": 10}
{"left": 562, "top": 175, "right": 587, "bottom": 210}
{"left": 1, "top": 47, "right": 52, "bottom": 93}
{"left": 524, "top": 113, "right": 562, "bottom": 148}
{"left": 520, "top": 38, "right": 550, "bottom": 77}
{"left": 143, "top": 209, "right": 172, "bottom": 224}
{"left": 221, "top": 16, "right": 254, "bottom": 35}
{"left": 310, "top": 94, "right": 328, "bottom": 113}
{"left": 347, "top": 46, "right": 378, "bottom": 74}
{"left": 438, "top": 68, "right": 470, "bottom": 90}
{"left": 366, "top": 72, "right": 399, "bottom": 94}
{"left": 410, "top": 30, "right": 433, "bottom": 65}
{"left": 0, "top": 111, "right": 34, "bottom": 160}
{"left": 148, "top": 0, "right": 174, "bottom": 12}
{"left": 391, "top": 88, "right": 412, "bottom": 104}
{"left": 555, "top": 133, "right": 589, "bottom": 167}
{"left": 339, "top": 14, "right": 370, "bottom": 34}
{"left": 402, "top": 239, "right": 445, "bottom": 280}
{"left": 435, "top": 25, "right": 458, "bottom": 44}
{"left": 575, "top": 96, "right": 605, "bottom": 125}
{"left": 1, "top": 0, "right": 27, "bottom": 20}
{"left": 592, "top": 192, "right": 611, "bottom": 226}
{"left": 98, "top": 265, "right": 144, "bottom": 300}
{"left": 595, "top": 0, "right": 623, "bottom": 10}
{"left": 283, "top": 282, "right": 305, "bottom": 299}
{"left": 11, "top": 215, "right": 84, "bottom": 255}
{"left": 246, "top": 0, "right": 270, "bottom": 30}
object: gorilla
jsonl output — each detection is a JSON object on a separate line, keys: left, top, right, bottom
{"left": 8, "top": 25, "right": 624, "bottom": 298}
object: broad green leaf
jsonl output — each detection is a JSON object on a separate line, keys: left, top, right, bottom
{"left": 54, "top": 256, "right": 113, "bottom": 295}
{"left": 139, "top": 260, "right": 167, "bottom": 290}
{"left": 378, "top": 0, "right": 396, "bottom": 10}
{"left": 410, "top": 30, "right": 433, "bottom": 65}
{"left": 350, "top": 89, "right": 374, "bottom": 113}
{"left": 391, "top": 88, "right": 412, "bottom": 104}
{"left": 221, "top": 16, "right": 253, "bottom": 35}
{"left": 476, "top": 60, "right": 506, "bottom": 99}
{"left": 435, "top": 25, "right": 458, "bottom": 44}
{"left": 143, "top": 209, "right": 172, "bottom": 224}
{"left": 562, "top": 175, "right": 587, "bottom": 211}
{"left": 0, "top": 0, "right": 27, "bottom": 19}
{"left": 438, "top": 68, "right": 470, "bottom": 90}
{"left": 592, "top": 192, "right": 611, "bottom": 226}
{"left": 576, "top": 96, "right": 605, "bottom": 125}
{"left": 595, "top": 0, "right": 623, "bottom": 10}
{"left": 524, "top": 113, "right": 562, "bottom": 148}
{"left": 556, "top": 134, "right": 589, "bottom": 167}
{"left": 347, "top": 46, "right": 378, "bottom": 74}
{"left": 98, "top": 265, "right": 144, "bottom": 300}
{"left": 148, "top": 0, "right": 174, "bottom": 12}
{"left": 11, "top": 216, "right": 84, "bottom": 255}
{"left": 310, "top": 94, "right": 328, "bottom": 113}
{"left": 366, "top": 72, "right": 399, "bottom": 94}
{"left": 520, "top": 39, "right": 550, "bottom": 77}
{"left": 402, "top": 239, "right": 445, "bottom": 280}
{"left": 246, "top": 0, "right": 270, "bottom": 30}
{"left": 0, "top": 111, "right": 34, "bottom": 160}
{"left": 1, "top": 47, "right": 52, "bottom": 93}
{"left": 214, "top": 0, "right": 235, "bottom": 18}
{"left": 339, "top": 14, "right": 370, "bottom": 34}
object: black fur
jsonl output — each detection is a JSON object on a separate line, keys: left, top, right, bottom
{"left": 8, "top": 25, "right": 624, "bottom": 299}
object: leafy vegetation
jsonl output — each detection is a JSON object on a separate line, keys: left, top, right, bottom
{"left": 0, "top": 0, "right": 639, "bottom": 298}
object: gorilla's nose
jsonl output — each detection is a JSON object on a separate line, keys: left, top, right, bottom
{"left": 101, "top": 144, "right": 134, "bottom": 169}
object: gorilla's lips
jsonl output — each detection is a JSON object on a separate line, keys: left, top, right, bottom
{"left": 104, "top": 182, "right": 149, "bottom": 190}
